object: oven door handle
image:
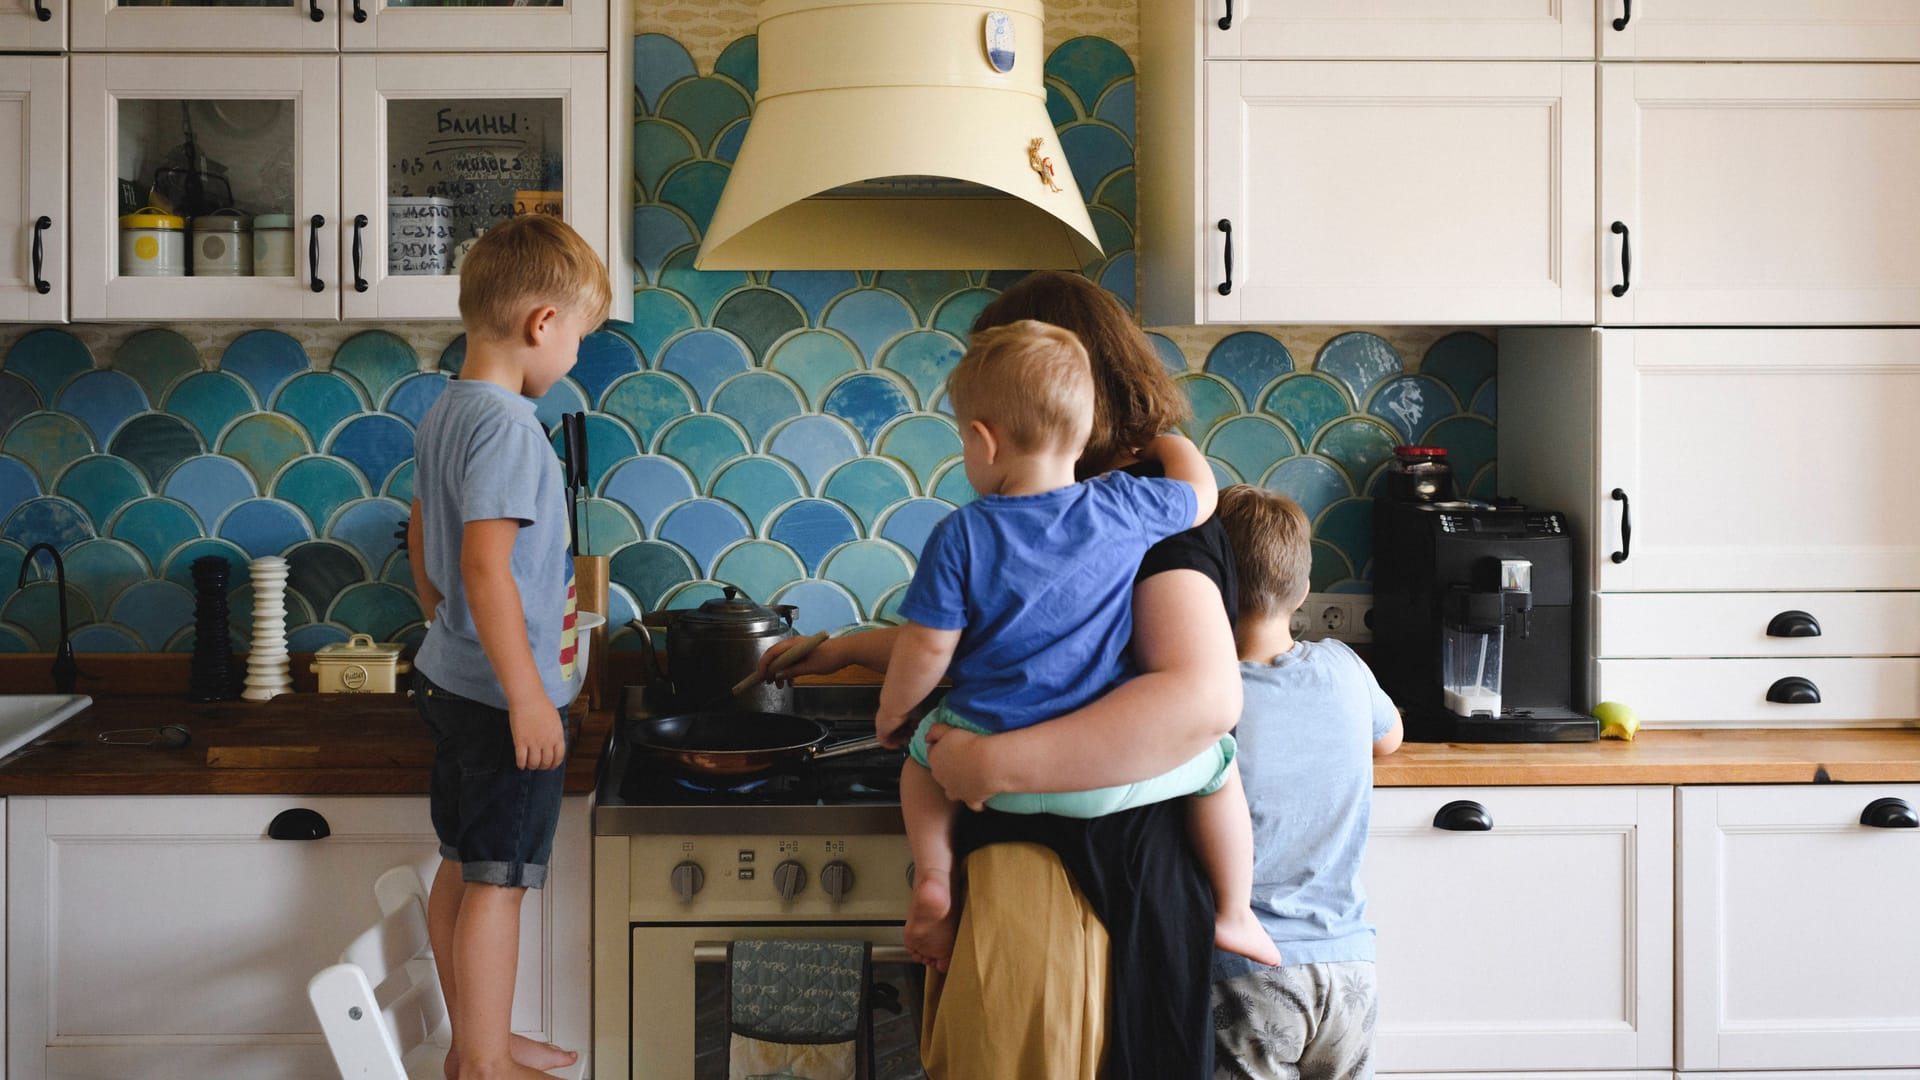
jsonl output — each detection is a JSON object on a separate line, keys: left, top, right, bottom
{"left": 693, "top": 941, "right": 915, "bottom": 965}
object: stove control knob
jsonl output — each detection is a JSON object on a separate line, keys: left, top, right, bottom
{"left": 773, "top": 860, "right": 807, "bottom": 900}
{"left": 820, "top": 860, "right": 855, "bottom": 902}
{"left": 670, "top": 861, "right": 704, "bottom": 902}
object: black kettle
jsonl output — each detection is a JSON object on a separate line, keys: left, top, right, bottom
{"left": 629, "top": 585, "right": 797, "bottom": 714}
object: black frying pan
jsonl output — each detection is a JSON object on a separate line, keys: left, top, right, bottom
{"left": 628, "top": 711, "right": 887, "bottom": 779}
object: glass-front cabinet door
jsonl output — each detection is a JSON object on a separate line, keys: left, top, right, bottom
{"left": 1, "top": 58, "right": 66, "bottom": 324}
{"left": 339, "top": 54, "right": 607, "bottom": 320}
{"left": 339, "top": 0, "right": 604, "bottom": 53}
{"left": 71, "top": 55, "right": 341, "bottom": 320}
{"left": 71, "top": 0, "right": 338, "bottom": 50}
{"left": 1, "top": 0, "right": 66, "bottom": 51}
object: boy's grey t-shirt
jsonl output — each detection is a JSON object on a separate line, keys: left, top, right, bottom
{"left": 413, "top": 380, "right": 579, "bottom": 710}
{"left": 1215, "top": 638, "right": 1398, "bottom": 980}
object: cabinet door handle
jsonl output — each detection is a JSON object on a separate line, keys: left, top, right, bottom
{"left": 308, "top": 0, "right": 323, "bottom": 20}
{"left": 1766, "top": 676, "right": 1821, "bottom": 705}
{"left": 31, "top": 216, "right": 51, "bottom": 295}
{"left": 1861, "top": 797, "right": 1919, "bottom": 829}
{"left": 267, "top": 807, "right": 331, "bottom": 840}
{"left": 1216, "top": 219, "right": 1233, "bottom": 297}
{"left": 1612, "top": 0, "right": 1631, "bottom": 30}
{"left": 1609, "top": 488, "right": 1631, "bottom": 564}
{"left": 308, "top": 214, "right": 326, "bottom": 293}
{"left": 1766, "top": 610, "right": 1822, "bottom": 638}
{"left": 352, "top": 0, "right": 366, "bottom": 20}
{"left": 1610, "top": 221, "right": 1631, "bottom": 297}
{"left": 1217, "top": 0, "right": 1232, "bottom": 30}
{"left": 33, "top": 0, "right": 50, "bottom": 20}
{"left": 352, "top": 213, "right": 369, "bottom": 293}
{"left": 1433, "top": 800, "right": 1492, "bottom": 832}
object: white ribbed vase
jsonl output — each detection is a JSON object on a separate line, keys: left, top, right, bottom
{"left": 242, "top": 556, "right": 292, "bottom": 702}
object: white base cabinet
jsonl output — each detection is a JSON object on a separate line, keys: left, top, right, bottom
{"left": 1678, "top": 785, "right": 1920, "bottom": 1070}
{"left": 6, "top": 794, "right": 590, "bottom": 1080}
{"left": 1367, "top": 786, "right": 1672, "bottom": 1072}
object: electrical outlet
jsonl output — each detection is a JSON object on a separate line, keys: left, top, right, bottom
{"left": 1300, "top": 593, "right": 1373, "bottom": 644}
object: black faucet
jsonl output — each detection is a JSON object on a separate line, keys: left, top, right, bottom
{"left": 17, "top": 543, "right": 80, "bottom": 694}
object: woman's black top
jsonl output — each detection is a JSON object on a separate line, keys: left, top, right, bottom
{"left": 949, "top": 461, "right": 1238, "bottom": 1080}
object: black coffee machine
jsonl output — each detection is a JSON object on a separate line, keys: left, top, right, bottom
{"left": 1372, "top": 499, "right": 1598, "bottom": 742}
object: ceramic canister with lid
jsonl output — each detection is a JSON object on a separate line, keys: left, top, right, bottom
{"left": 119, "top": 207, "right": 186, "bottom": 277}
{"left": 252, "top": 213, "right": 295, "bottom": 277}
{"left": 191, "top": 209, "right": 253, "bottom": 276}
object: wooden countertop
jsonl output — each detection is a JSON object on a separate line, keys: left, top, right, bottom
{"left": 1374, "top": 728, "right": 1920, "bottom": 786}
{"left": 0, "top": 694, "right": 612, "bottom": 796}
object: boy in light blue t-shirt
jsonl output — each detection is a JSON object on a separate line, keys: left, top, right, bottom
{"left": 1211, "top": 485, "right": 1405, "bottom": 1080}
{"left": 876, "top": 320, "right": 1278, "bottom": 974}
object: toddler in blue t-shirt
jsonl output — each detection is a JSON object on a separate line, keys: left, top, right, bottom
{"left": 876, "top": 319, "right": 1277, "bottom": 972}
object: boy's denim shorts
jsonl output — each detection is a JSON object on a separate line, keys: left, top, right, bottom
{"left": 413, "top": 670, "right": 569, "bottom": 888}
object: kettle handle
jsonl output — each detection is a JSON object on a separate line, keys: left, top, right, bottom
{"left": 776, "top": 604, "right": 797, "bottom": 628}
{"left": 626, "top": 620, "right": 669, "bottom": 683}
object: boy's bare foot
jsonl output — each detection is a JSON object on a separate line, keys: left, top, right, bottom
{"left": 445, "top": 1036, "right": 578, "bottom": 1079}
{"left": 454, "top": 1057, "right": 571, "bottom": 1080}
{"left": 903, "top": 870, "right": 960, "bottom": 973}
{"left": 1215, "top": 906, "right": 1281, "bottom": 967}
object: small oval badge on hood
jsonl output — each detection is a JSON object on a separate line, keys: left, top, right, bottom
{"left": 985, "top": 11, "right": 1015, "bottom": 73}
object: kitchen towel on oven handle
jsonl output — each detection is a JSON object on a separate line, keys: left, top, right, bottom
{"left": 728, "top": 939, "right": 870, "bottom": 1080}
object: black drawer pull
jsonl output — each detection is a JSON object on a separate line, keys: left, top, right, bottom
{"left": 1217, "top": 0, "right": 1231, "bottom": 31}
{"left": 32, "top": 216, "right": 51, "bottom": 295}
{"left": 1611, "top": 221, "right": 1631, "bottom": 297}
{"left": 1216, "top": 219, "right": 1233, "bottom": 296}
{"left": 352, "top": 213, "right": 369, "bottom": 293}
{"left": 1433, "top": 800, "right": 1492, "bottom": 832}
{"left": 33, "top": 0, "right": 50, "bottom": 20}
{"left": 1766, "top": 610, "right": 1822, "bottom": 638}
{"left": 1610, "top": 488, "right": 1631, "bottom": 564}
{"left": 267, "top": 807, "right": 331, "bottom": 840}
{"left": 309, "top": 0, "right": 323, "bottom": 21}
{"left": 352, "top": 0, "right": 366, "bottom": 20}
{"left": 1766, "top": 676, "right": 1820, "bottom": 706}
{"left": 1612, "top": 0, "right": 1631, "bottom": 31}
{"left": 1861, "top": 797, "right": 1918, "bottom": 829}
{"left": 308, "top": 214, "right": 325, "bottom": 293}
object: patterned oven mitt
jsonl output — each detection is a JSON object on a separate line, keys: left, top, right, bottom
{"left": 728, "top": 940, "right": 871, "bottom": 1080}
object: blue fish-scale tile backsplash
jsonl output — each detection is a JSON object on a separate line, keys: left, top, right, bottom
{"left": 0, "top": 32, "right": 1494, "bottom": 654}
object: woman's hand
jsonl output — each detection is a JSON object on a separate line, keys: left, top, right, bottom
{"left": 924, "top": 724, "right": 1000, "bottom": 811}
{"left": 753, "top": 634, "right": 847, "bottom": 687}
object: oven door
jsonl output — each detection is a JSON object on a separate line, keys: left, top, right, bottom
{"left": 631, "top": 923, "right": 927, "bottom": 1080}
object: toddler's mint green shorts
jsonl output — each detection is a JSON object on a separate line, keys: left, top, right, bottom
{"left": 906, "top": 701, "right": 1236, "bottom": 818}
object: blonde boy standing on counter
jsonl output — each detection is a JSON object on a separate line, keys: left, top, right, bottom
{"left": 407, "top": 214, "right": 609, "bottom": 1080}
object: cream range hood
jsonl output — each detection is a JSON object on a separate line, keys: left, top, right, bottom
{"left": 695, "top": 0, "right": 1103, "bottom": 271}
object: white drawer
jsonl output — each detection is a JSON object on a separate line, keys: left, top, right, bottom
{"left": 1597, "top": 658, "right": 1920, "bottom": 726}
{"left": 1597, "top": 592, "right": 1920, "bottom": 658}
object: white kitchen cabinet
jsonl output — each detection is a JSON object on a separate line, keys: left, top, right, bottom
{"left": 6, "top": 794, "right": 590, "bottom": 1080}
{"left": 1679, "top": 785, "right": 1920, "bottom": 1069}
{"left": 1600, "top": 64, "right": 1920, "bottom": 325}
{"left": 1205, "top": 0, "right": 1595, "bottom": 58}
{"left": 1601, "top": 0, "right": 1920, "bottom": 60}
{"left": 339, "top": 0, "right": 605, "bottom": 53}
{"left": 1597, "top": 593, "right": 1920, "bottom": 660}
{"left": 1501, "top": 329, "right": 1920, "bottom": 593}
{"left": 339, "top": 53, "right": 609, "bottom": 321}
{"left": 1599, "top": 658, "right": 1920, "bottom": 728}
{"left": 1, "top": 0, "right": 64, "bottom": 52}
{"left": 0, "top": 58, "right": 66, "bottom": 325}
{"left": 1366, "top": 786, "right": 1672, "bottom": 1071}
{"left": 1141, "top": 57, "right": 1594, "bottom": 326}
{"left": 70, "top": 54, "right": 342, "bottom": 322}
{"left": 70, "top": 0, "right": 339, "bottom": 52}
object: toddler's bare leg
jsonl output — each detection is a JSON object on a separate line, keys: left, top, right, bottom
{"left": 433, "top": 865, "right": 577, "bottom": 1079}
{"left": 900, "top": 759, "right": 963, "bottom": 972}
{"left": 451, "top": 884, "right": 562, "bottom": 1080}
{"left": 1190, "top": 763, "right": 1281, "bottom": 966}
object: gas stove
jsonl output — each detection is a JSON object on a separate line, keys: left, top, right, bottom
{"left": 592, "top": 683, "right": 924, "bottom": 1079}
{"left": 593, "top": 683, "right": 908, "bottom": 835}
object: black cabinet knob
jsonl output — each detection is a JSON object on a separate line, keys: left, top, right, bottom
{"left": 1765, "top": 676, "right": 1821, "bottom": 705}
{"left": 1861, "top": 798, "right": 1918, "bottom": 829}
{"left": 1433, "top": 800, "right": 1492, "bottom": 832}
{"left": 1766, "top": 610, "right": 1822, "bottom": 638}
{"left": 267, "top": 807, "right": 331, "bottom": 840}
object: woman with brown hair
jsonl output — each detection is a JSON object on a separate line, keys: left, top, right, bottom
{"left": 757, "top": 270, "right": 1241, "bottom": 1078}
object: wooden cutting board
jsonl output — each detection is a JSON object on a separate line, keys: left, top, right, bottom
{"left": 204, "top": 743, "right": 432, "bottom": 769}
